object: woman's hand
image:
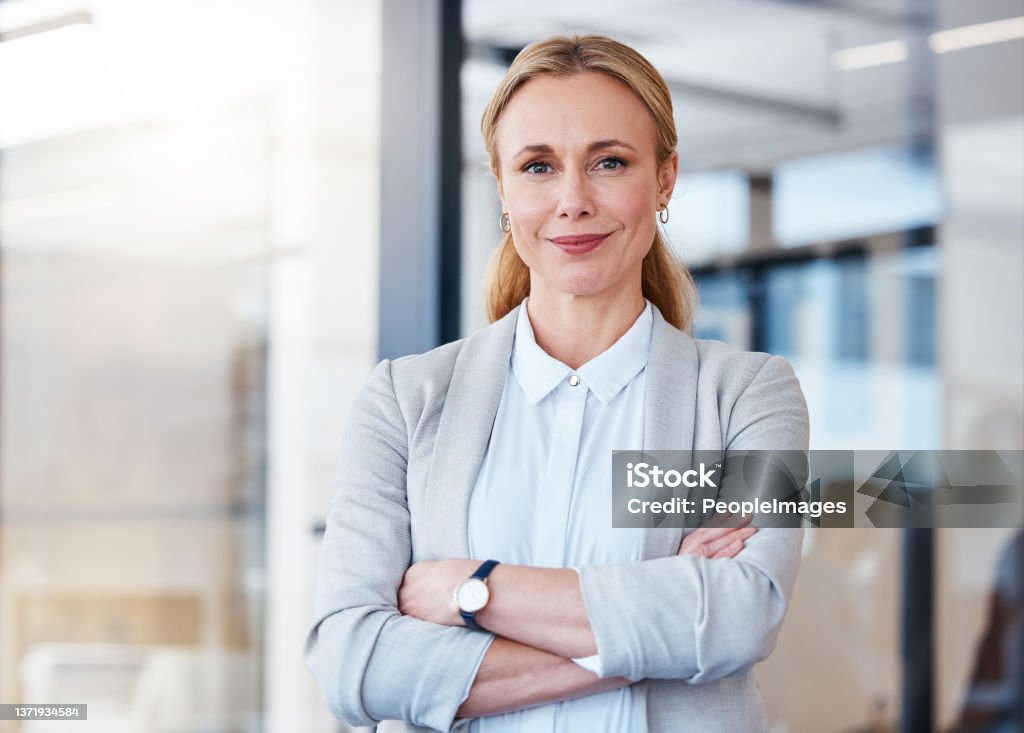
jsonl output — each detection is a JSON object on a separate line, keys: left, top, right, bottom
{"left": 398, "top": 558, "right": 479, "bottom": 626}
{"left": 677, "top": 517, "right": 757, "bottom": 559}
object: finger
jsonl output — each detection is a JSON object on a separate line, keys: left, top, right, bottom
{"left": 703, "top": 511, "right": 735, "bottom": 528}
{"left": 678, "top": 523, "right": 756, "bottom": 555}
{"left": 687, "top": 526, "right": 737, "bottom": 543}
{"left": 713, "top": 511, "right": 753, "bottom": 528}
{"left": 734, "top": 512, "right": 754, "bottom": 528}
{"left": 677, "top": 526, "right": 733, "bottom": 555}
{"left": 708, "top": 528, "right": 757, "bottom": 548}
{"left": 705, "top": 527, "right": 757, "bottom": 556}
{"left": 711, "top": 537, "right": 745, "bottom": 559}
{"left": 704, "top": 510, "right": 754, "bottom": 529}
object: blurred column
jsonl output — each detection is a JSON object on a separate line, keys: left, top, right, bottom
{"left": 748, "top": 173, "right": 775, "bottom": 253}
{"left": 746, "top": 173, "right": 774, "bottom": 351}
{"left": 901, "top": 4, "right": 937, "bottom": 732}
{"left": 378, "top": 0, "right": 463, "bottom": 358}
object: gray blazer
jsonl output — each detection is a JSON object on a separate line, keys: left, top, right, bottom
{"left": 305, "top": 303, "right": 810, "bottom": 733}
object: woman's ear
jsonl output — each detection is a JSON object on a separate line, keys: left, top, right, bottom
{"left": 496, "top": 176, "right": 506, "bottom": 211}
{"left": 657, "top": 151, "right": 679, "bottom": 207}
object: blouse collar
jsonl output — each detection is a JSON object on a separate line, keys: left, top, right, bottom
{"left": 511, "top": 297, "right": 653, "bottom": 405}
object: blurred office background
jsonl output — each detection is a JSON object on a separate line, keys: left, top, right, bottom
{"left": 0, "top": 0, "right": 1020, "bottom": 731}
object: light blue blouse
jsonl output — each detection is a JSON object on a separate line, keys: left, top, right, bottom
{"left": 466, "top": 298, "right": 653, "bottom": 733}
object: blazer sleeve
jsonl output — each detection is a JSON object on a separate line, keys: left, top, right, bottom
{"left": 576, "top": 354, "right": 809, "bottom": 683}
{"left": 303, "top": 359, "right": 496, "bottom": 732}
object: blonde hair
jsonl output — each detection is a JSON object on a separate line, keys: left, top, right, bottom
{"left": 480, "top": 34, "right": 696, "bottom": 331}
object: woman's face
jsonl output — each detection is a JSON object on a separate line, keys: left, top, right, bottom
{"left": 494, "top": 71, "right": 677, "bottom": 302}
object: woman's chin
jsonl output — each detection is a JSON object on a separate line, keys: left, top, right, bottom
{"left": 547, "top": 277, "right": 619, "bottom": 299}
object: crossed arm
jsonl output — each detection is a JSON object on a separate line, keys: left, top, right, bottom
{"left": 396, "top": 526, "right": 758, "bottom": 719}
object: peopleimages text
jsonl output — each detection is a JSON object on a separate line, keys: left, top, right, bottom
{"left": 626, "top": 497, "right": 848, "bottom": 518}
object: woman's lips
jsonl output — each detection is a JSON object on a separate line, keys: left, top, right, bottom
{"left": 549, "top": 233, "right": 609, "bottom": 255}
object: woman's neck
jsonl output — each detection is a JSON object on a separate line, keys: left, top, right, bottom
{"left": 525, "top": 287, "right": 646, "bottom": 370}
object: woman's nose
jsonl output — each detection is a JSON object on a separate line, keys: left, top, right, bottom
{"left": 555, "top": 168, "right": 595, "bottom": 220}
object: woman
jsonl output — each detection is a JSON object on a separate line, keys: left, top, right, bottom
{"left": 305, "top": 34, "right": 809, "bottom": 733}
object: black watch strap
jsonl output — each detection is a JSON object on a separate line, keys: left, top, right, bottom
{"left": 460, "top": 559, "right": 500, "bottom": 631}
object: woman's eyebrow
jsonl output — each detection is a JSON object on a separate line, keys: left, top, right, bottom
{"left": 513, "top": 143, "right": 554, "bottom": 159}
{"left": 587, "top": 139, "right": 638, "bottom": 154}
{"left": 513, "top": 139, "right": 638, "bottom": 159}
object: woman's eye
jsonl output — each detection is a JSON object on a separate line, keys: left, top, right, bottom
{"left": 597, "top": 157, "right": 626, "bottom": 171}
{"left": 524, "top": 161, "right": 552, "bottom": 175}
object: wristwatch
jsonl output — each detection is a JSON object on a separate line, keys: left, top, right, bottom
{"left": 453, "top": 559, "right": 501, "bottom": 631}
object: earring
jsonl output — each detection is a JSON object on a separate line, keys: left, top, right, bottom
{"left": 499, "top": 212, "right": 511, "bottom": 233}
{"left": 658, "top": 206, "right": 670, "bottom": 224}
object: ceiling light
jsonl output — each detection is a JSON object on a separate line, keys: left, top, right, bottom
{"left": 833, "top": 40, "right": 908, "bottom": 71}
{"left": 930, "top": 16, "right": 1024, "bottom": 53}
{"left": 835, "top": 15, "right": 1024, "bottom": 72}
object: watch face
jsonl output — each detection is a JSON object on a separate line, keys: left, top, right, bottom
{"left": 455, "top": 578, "right": 489, "bottom": 612}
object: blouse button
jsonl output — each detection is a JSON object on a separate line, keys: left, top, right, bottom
{"left": 568, "top": 374, "right": 581, "bottom": 387}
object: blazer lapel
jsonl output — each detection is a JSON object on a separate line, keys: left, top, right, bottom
{"left": 640, "top": 307, "right": 699, "bottom": 556}
{"left": 643, "top": 308, "right": 698, "bottom": 451}
{"left": 425, "top": 306, "right": 519, "bottom": 558}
